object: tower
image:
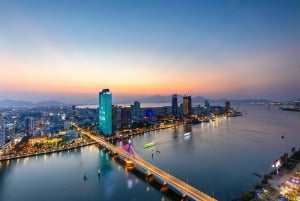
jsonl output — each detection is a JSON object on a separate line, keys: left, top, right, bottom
{"left": 99, "top": 89, "right": 112, "bottom": 135}
{"left": 25, "top": 117, "right": 34, "bottom": 131}
{"left": 121, "top": 106, "right": 132, "bottom": 128}
{"left": 172, "top": 94, "right": 178, "bottom": 116}
{"left": 183, "top": 95, "right": 192, "bottom": 116}
{"left": 225, "top": 101, "right": 231, "bottom": 111}
{"left": 132, "top": 101, "right": 142, "bottom": 122}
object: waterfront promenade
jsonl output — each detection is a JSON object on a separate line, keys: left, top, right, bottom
{"left": 75, "top": 124, "right": 217, "bottom": 201}
{"left": 0, "top": 141, "right": 97, "bottom": 162}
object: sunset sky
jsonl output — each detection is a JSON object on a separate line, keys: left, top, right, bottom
{"left": 0, "top": 0, "right": 300, "bottom": 103}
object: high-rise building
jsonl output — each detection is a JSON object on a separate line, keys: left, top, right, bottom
{"left": 132, "top": 101, "right": 142, "bottom": 122}
{"left": 205, "top": 100, "right": 210, "bottom": 108}
{"left": 99, "top": 89, "right": 112, "bottom": 135}
{"left": 121, "top": 106, "right": 132, "bottom": 128}
{"left": 183, "top": 95, "right": 192, "bottom": 116}
{"left": 25, "top": 117, "right": 34, "bottom": 131}
{"left": 225, "top": 101, "right": 231, "bottom": 111}
{"left": 172, "top": 94, "right": 178, "bottom": 116}
{"left": 0, "top": 114, "right": 5, "bottom": 147}
{"left": 112, "top": 105, "right": 122, "bottom": 132}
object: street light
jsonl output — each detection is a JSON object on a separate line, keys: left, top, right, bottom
{"left": 272, "top": 159, "right": 281, "bottom": 175}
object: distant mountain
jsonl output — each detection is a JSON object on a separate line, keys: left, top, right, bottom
{"left": 0, "top": 96, "right": 273, "bottom": 107}
{"left": 114, "top": 95, "right": 210, "bottom": 105}
{"left": 192, "top": 96, "right": 210, "bottom": 103}
{"left": 0, "top": 99, "right": 34, "bottom": 107}
{"left": 139, "top": 95, "right": 173, "bottom": 103}
{"left": 0, "top": 99, "right": 65, "bottom": 107}
{"left": 36, "top": 100, "right": 65, "bottom": 107}
{"left": 213, "top": 98, "right": 271, "bottom": 104}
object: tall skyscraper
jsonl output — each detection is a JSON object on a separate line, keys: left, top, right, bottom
{"left": 112, "top": 105, "right": 122, "bottom": 132}
{"left": 225, "top": 101, "right": 231, "bottom": 111}
{"left": 99, "top": 89, "right": 112, "bottom": 135}
{"left": 0, "top": 114, "right": 5, "bottom": 147}
{"left": 205, "top": 100, "right": 210, "bottom": 108}
{"left": 183, "top": 95, "right": 192, "bottom": 116}
{"left": 121, "top": 106, "right": 132, "bottom": 128}
{"left": 132, "top": 101, "right": 142, "bottom": 122}
{"left": 25, "top": 117, "right": 34, "bottom": 131}
{"left": 172, "top": 94, "right": 178, "bottom": 116}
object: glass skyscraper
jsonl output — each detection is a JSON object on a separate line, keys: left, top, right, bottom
{"left": 171, "top": 94, "right": 178, "bottom": 116}
{"left": 183, "top": 95, "right": 192, "bottom": 116}
{"left": 99, "top": 89, "right": 112, "bottom": 135}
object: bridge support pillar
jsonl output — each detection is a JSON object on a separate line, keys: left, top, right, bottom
{"left": 101, "top": 147, "right": 108, "bottom": 152}
{"left": 181, "top": 194, "right": 187, "bottom": 201}
{"left": 160, "top": 182, "right": 168, "bottom": 193}
{"left": 112, "top": 153, "right": 118, "bottom": 160}
{"left": 145, "top": 173, "right": 154, "bottom": 183}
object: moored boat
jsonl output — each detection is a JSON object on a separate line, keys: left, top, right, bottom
{"left": 183, "top": 132, "right": 190, "bottom": 137}
{"left": 144, "top": 142, "right": 155, "bottom": 148}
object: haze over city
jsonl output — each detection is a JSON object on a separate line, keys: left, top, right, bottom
{"left": 1, "top": 1, "right": 300, "bottom": 103}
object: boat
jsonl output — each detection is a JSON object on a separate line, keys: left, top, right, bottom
{"left": 144, "top": 142, "right": 155, "bottom": 149}
{"left": 183, "top": 132, "right": 190, "bottom": 137}
{"left": 124, "top": 158, "right": 135, "bottom": 169}
{"left": 253, "top": 172, "right": 262, "bottom": 178}
{"left": 97, "top": 168, "right": 101, "bottom": 175}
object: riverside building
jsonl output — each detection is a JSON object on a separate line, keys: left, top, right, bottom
{"left": 99, "top": 89, "right": 112, "bottom": 135}
{"left": 183, "top": 95, "right": 192, "bottom": 116}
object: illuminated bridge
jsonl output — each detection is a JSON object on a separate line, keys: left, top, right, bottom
{"left": 74, "top": 125, "right": 216, "bottom": 201}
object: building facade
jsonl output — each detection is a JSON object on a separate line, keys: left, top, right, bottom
{"left": 225, "top": 101, "right": 231, "bottom": 111}
{"left": 121, "top": 106, "right": 132, "bottom": 128}
{"left": 25, "top": 117, "right": 34, "bottom": 132}
{"left": 99, "top": 89, "right": 112, "bottom": 135}
{"left": 183, "top": 95, "right": 192, "bottom": 116}
{"left": 172, "top": 94, "right": 178, "bottom": 116}
{"left": 112, "top": 105, "right": 122, "bottom": 132}
{"left": 132, "top": 101, "right": 142, "bottom": 122}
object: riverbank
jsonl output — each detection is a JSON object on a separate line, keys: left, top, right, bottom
{"left": 239, "top": 149, "right": 300, "bottom": 201}
{"left": 0, "top": 141, "right": 97, "bottom": 162}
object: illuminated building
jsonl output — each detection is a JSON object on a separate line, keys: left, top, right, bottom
{"left": 25, "top": 117, "right": 34, "bottom": 132}
{"left": 205, "top": 100, "right": 210, "bottom": 108}
{"left": 121, "top": 106, "right": 132, "bottom": 128}
{"left": 172, "top": 94, "right": 178, "bottom": 116}
{"left": 112, "top": 105, "right": 121, "bottom": 131}
{"left": 132, "top": 101, "right": 142, "bottom": 122}
{"left": 99, "top": 89, "right": 112, "bottom": 135}
{"left": 225, "top": 101, "right": 231, "bottom": 111}
{"left": 183, "top": 95, "right": 192, "bottom": 116}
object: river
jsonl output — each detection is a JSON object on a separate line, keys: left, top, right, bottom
{"left": 0, "top": 104, "right": 300, "bottom": 201}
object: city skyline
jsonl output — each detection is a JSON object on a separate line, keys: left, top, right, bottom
{"left": 1, "top": 1, "right": 300, "bottom": 102}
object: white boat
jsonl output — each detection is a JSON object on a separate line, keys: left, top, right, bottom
{"left": 183, "top": 132, "right": 190, "bottom": 137}
{"left": 97, "top": 168, "right": 101, "bottom": 175}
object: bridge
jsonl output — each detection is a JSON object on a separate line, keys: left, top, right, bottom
{"left": 74, "top": 125, "right": 217, "bottom": 201}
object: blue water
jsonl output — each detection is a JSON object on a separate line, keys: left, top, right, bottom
{"left": 1, "top": 104, "right": 300, "bottom": 201}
